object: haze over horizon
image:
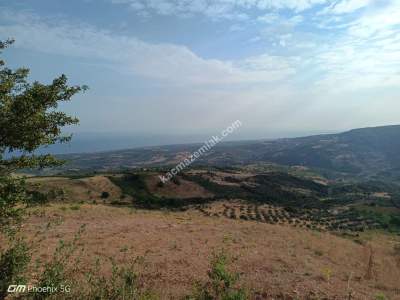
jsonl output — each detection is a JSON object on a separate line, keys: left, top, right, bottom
{"left": 25, "top": 124, "right": 399, "bottom": 155}
{"left": 1, "top": 0, "right": 400, "bottom": 150}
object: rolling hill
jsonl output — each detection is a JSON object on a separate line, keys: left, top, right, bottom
{"left": 19, "top": 126, "right": 400, "bottom": 299}
{"left": 33, "top": 125, "right": 400, "bottom": 180}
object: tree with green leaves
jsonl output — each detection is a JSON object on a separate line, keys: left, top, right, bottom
{"left": 0, "top": 39, "right": 87, "bottom": 174}
{"left": 0, "top": 38, "right": 87, "bottom": 228}
{"left": 0, "top": 39, "right": 86, "bottom": 299}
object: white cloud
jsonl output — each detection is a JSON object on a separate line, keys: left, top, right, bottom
{"left": 299, "top": 0, "right": 400, "bottom": 92}
{"left": 327, "top": 0, "right": 373, "bottom": 14}
{"left": 255, "top": 13, "right": 307, "bottom": 48}
{"left": 312, "top": 3, "right": 400, "bottom": 91}
{"left": 110, "top": 0, "right": 330, "bottom": 19}
{"left": 257, "top": 12, "right": 279, "bottom": 24}
{"left": 0, "top": 10, "right": 296, "bottom": 85}
{"left": 314, "top": 41, "right": 400, "bottom": 91}
{"left": 346, "top": 1, "right": 400, "bottom": 37}
{"left": 1, "top": 0, "right": 398, "bottom": 97}
{"left": 256, "top": 0, "right": 328, "bottom": 11}
{"left": 289, "top": 15, "right": 304, "bottom": 25}
{"left": 1, "top": 1, "right": 399, "bottom": 133}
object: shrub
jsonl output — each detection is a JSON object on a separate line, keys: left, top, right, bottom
{"left": 321, "top": 267, "right": 332, "bottom": 283}
{"left": 0, "top": 239, "right": 30, "bottom": 299}
{"left": 187, "top": 250, "right": 246, "bottom": 300}
{"left": 375, "top": 292, "right": 387, "bottom": 300}
{"left": 0, "top": 176, "right": 28, "bottom": 232}
{"left": 27, "top": 190, "right": 49, "bottom": 205}
{"left": 314, "top": 249, "right": 324, "bottom": 256}
{"left": 156, "top": 181, "right": 164, "bottom": 188}
{"left": 33, "top": 226, "right": 86, "bottom": 299}
{"left": 28, "top": 226, "right": 154, "bottom": 300}
{"left": 84, "top": 257, "right": 154, "bottom": 300}
{"left": 70, "top": 205, "right": 80, "bottom": 211}
{"left": 101, "top": 191, "right": 110, "bottom": 199}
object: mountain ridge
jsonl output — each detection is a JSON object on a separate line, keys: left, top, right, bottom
{"left": 35, "top": 124, "right": 400, "bottom": 179}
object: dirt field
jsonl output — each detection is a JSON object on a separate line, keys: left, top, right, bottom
{"left": 18, "top": 203, "right": 400, "bottom": 299}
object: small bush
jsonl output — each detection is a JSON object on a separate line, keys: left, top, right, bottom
{"left": 0, "top": 240, "right": 31, "bottom": 299}
{"left": 321, "top": 267, "right": 332, "bottom": 283}
{"left": 29, "top": 225, "right": 154, "bottom": 300}
{"left": 187, "top": 249, "right": 246, "bottom": 300}
{"left": 156, "top": 181, "right": 164, "bottom": 188}
{"left": 314, "top": 249, "right": 324, "bottom": 256}
{"left": 27, "top": 190, "right": 49, "bottom": 205}
{"left": 33, "top": 226, "right": 86, "bottom": 299}
{"left": 375, "top": 292, "right": 387, "bottom": 300}
{"left": 101, "top": 191, "right": 110, "bottom": 199}
{"left": 85, "top": 258, "right": 146, "bottom": 300}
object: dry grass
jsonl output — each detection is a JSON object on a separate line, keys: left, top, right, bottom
{"left": 27, "top": 176, "right": 132, "bottom": 203}
{"left": 145, "top": 174, "right": 213, "bottom": 199}
{"left": 14, "top": 203, "right": 400, "bottom": 299}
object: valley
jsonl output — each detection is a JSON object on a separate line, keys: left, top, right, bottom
{"left": 7, "top": 125, "right": 400, "bottom": 299}
{"left": 38, "top": 125, "right": 400, "bottom": 181}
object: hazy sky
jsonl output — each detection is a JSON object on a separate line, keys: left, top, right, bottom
{"left": 1, "top": 0, "right": 399, "bottom": 141}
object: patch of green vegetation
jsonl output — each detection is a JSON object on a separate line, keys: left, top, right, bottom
{"left": 182, "top": 174, "right": 247, "bottom": 200}
{"left": 314, "top": 249, "right": 324, "bottom": 256}
{"left": 69, "top": 205, "right": 81, "bottom": 211}
{"left": 98, "top": 170, "right": 400, "bottom": 234}
{"left": 355, "top": 206, "right": 400, "bottom": 232}
{"left": 109, "top": 174, "right": 211, "bottom": 210}
{"left": 182, "top": 172, "right": 328, "bottom": 209}
{"left": 109, "top": 174, "right": 146, "bottom": 197}
{"left": 101, "top": 191, "right": 110, "bottom": 199}
{"left": 186, "top": 249, "right": 246, "bottom": 300}
{"left": 26, "top": 190, "right": 49, "bottom": 206}
{"left": 375, "top": 292, "right": 388, "bottom": 300}
{"left": 108, "top": 174, "right": 160, "bottom": 208}
{"left": 0, "top": 239, "right": 30, "bottom": 299}
{"left": 28, "top": 225, "right": 155, "bottom": 300}
{"left": 64, "top": 173, "right": 96, "bottom": 180}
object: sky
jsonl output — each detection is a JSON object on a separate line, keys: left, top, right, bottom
{"left": 0, "top": 0, "right": 400, "bottom": 150}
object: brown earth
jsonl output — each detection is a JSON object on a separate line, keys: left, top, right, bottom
{"left": 145, "top": 174, "right": 213, "bottom": 199}
{"left": 27, "top": 176, "right": 132, "bottom": 203}
{"left": 16, "top": 203, "right": 400, "bottom": 300}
